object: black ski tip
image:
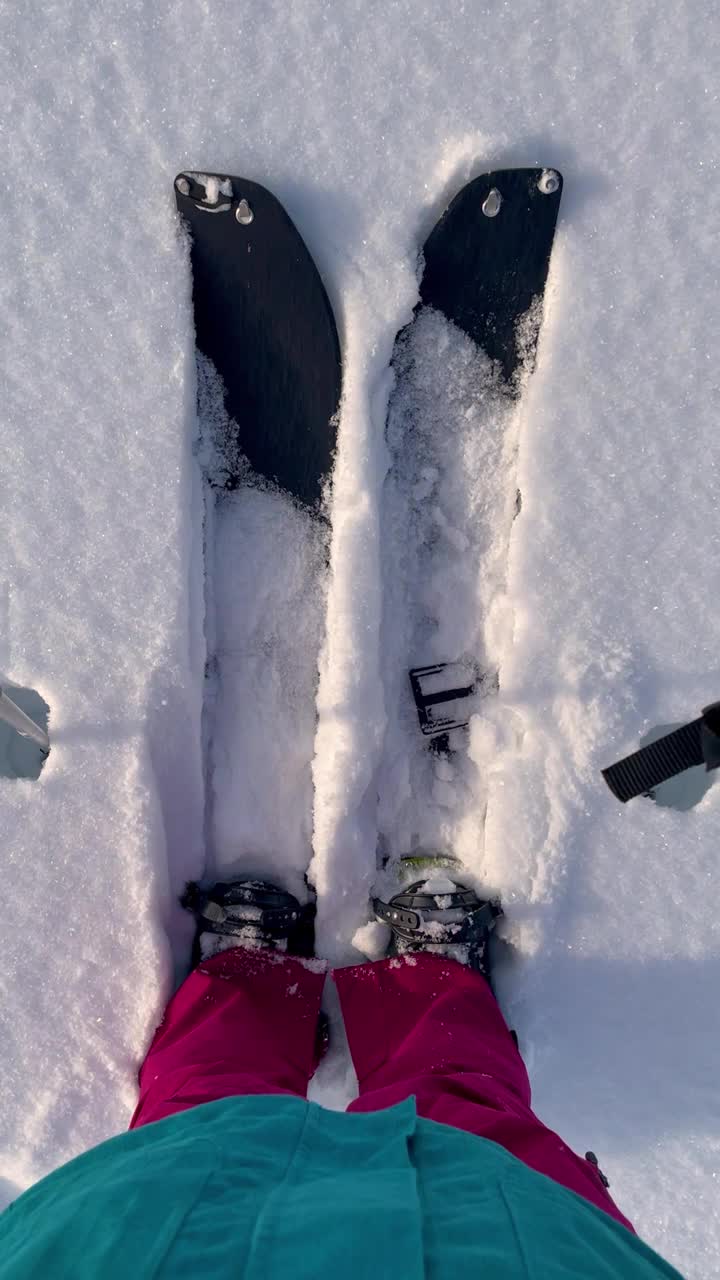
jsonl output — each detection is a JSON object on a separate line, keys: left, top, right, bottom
{"left": 420, "top": 167, "right": 563, "bottom": 383}
{"left": 174, "top": 170, "right": 342, "bottom": 509}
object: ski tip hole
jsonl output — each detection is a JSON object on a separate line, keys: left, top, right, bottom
{"left": 175, "top": 175, "right": 191, "bottom": 196}
{"left": 538, "top": 170, "right": 560, "bottom": 195}
{"left": 482, "top": 188, "right": 502, "bottom": 217}
{"left": 235, "top": 199, "right": 254, "bottom": 225}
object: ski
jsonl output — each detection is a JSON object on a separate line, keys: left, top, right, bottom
{"left": 174, "top": 171, "right": 342, "bottom": 943}
{"left": 175, "top": 166, "right": 562, "bottom": 969}
{"left": 419, "top": 166, "right": 562, "bottom": 386}
{"left": 371, "top": 168, "right": 563, "bottom": 930}
{"left": 174, "top": 171, "right": 341, "bottom": 505}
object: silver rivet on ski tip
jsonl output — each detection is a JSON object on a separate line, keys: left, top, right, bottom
{"left": 538, "top": 169, "right": 560, "bottom": 195}
{"left": 482, "top": 188, "right": 502, "bottom": 217}
{"left": 235, "top": 198, "right": 254, "bottom": 225}
{"left": 175, "top": 176, "right": 191, "bottom": 196}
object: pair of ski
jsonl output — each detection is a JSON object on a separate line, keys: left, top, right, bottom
{"left": 175, "top": 166, "right": 563, "bottom": 968}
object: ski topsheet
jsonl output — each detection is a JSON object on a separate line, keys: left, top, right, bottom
{"left": 374, "top": 168, "right": 562, "bottom": 893}
{"left": 175, "top": 172, "right": 341, "bottom": 902}
{"left": 175, "top": 172, "right": 341, "bottom": 506}
{"left": 420, "top": 167, "right": 563, "bottom": 383}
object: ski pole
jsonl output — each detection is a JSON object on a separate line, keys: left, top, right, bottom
{"left": 0, "top": 687, "right": 50, "bottom": 754}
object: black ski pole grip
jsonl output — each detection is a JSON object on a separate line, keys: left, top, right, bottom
{"left": 602, "top": 701, "right": 720, "bottom": 803}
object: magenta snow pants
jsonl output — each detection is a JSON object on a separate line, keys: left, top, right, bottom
{"left": 129, "top": 948, "right": 634, "bottom": 1232}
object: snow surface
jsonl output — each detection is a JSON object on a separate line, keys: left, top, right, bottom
{"left": 1, "top": 1, "right": 719, "bottom": 1275}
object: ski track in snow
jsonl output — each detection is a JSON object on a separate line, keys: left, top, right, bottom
{"left": 206, "top": 485, "right": 327, "bottom": 904}
{"left": 196, "top": 350, "right": 329, "bottom": 905}
{"left": 373, "top": 307, "right": 519, "bottom": 883}
{"left": 1, "top": 1, "right": 719, "bottom": 1273}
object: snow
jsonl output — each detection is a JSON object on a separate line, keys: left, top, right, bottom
{"left": 0, "top": 0, "right": 718, "bottom": 1274}
{"left": 420, "top": 877, "right": 460, "bottom": 896}
{"left": 207, "top": 483, "right": 327, "bottom": 902}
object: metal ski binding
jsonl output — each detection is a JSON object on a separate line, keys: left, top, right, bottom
{"left": 409, "top": 660, "right": 480, "bottom": 740}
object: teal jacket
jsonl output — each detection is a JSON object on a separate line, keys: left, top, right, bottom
{"left": 0, "top": 1096, "right": 683, "bottom": 1279}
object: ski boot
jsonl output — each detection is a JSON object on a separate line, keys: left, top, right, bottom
{"left": 181, "top": 879, "right": 329, "bottom": 1062}
{"left": 373, "top": 856, "right": 502, "bottom": 981}
{"left": 181, "top": 879, "right": 317, "bottom": 965}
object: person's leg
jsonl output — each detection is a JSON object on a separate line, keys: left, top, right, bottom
{"left": 334, "top": 953, "right": 634, "bottom": 1231}
{"left": 130, "top": 947, "right": 326, "bottom": 1128}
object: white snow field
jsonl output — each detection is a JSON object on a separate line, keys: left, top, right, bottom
{"left": 1, "top": 0, "right": 718, "bottom": 1274}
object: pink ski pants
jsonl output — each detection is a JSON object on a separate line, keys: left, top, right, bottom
{"left": 129, "top": 948, "right": 633, "bottom": 1231}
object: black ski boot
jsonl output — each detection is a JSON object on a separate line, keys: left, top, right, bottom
{"left": 373, "top": 858, "right": 502, "bottom": 980}
{"left": 181, "top": 879, "right": 316, "bottom": 965}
